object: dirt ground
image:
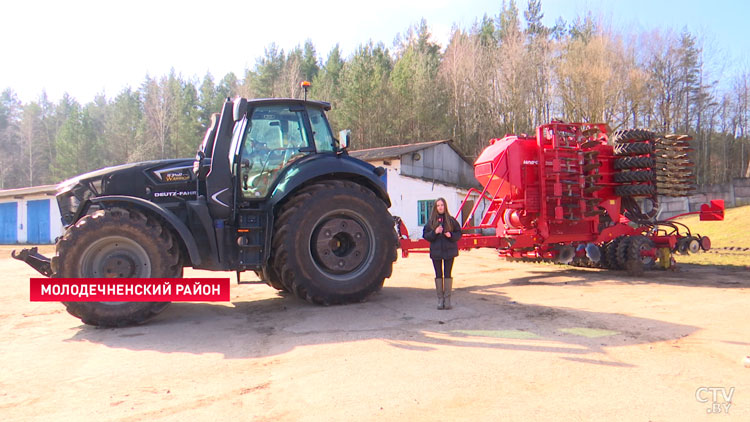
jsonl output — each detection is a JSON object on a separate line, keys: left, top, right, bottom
{"left": 1, "top": 246, "right": 748, "bottom": 421}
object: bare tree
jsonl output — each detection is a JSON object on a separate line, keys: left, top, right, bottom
{"left": 19, "top": 103, "right": 42, "bottom": 186}
{"left": 142, "top": 76, "right": 174, "bottom": 160}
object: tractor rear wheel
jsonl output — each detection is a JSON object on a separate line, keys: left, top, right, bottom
{"left": 272, "top": 180, "right": 397, "bottom": 305}
{"left": 52, "top": 208, "right": 181, "bottom": 327}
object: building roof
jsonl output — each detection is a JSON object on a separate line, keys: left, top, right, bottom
{"left": 350, "top": 140, "right": 473, "bottom": 165}
{"left": 0, "top": 184, "right": 58, "bottom": 200}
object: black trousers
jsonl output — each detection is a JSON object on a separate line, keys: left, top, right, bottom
{"left": 432, "top": 258, "right": 454, "bottom": 279}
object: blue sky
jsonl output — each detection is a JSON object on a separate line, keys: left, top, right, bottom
{"left": 2, "top": 0, "right": 748, "bottom": 104}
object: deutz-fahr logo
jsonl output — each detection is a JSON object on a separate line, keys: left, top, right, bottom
{"left": 154, "top": 190, "right": 197, "bottom": 198}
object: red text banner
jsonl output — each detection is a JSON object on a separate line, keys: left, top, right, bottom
{"left": 30, "top": 278, "right": 231, "bottom": 302}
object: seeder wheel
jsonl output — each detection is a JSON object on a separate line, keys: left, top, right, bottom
{"left": 624, "top": 235, "right": 656, "bottom": 276}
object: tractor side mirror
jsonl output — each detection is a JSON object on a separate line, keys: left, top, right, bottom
{"left": 339, "top": 129, "right": 351, "bottom": 150}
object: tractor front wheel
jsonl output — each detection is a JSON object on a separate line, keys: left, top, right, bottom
{"left": 52, "top": 208, "right": 181, "bottom": 327}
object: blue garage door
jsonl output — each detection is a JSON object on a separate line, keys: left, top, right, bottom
{"left": 27, "top": 199, "right": 51, "bottom": 244}
{"left": 0, "top": 202, "right": 18, "bottom": 243}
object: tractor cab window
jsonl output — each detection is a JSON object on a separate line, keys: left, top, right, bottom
{"left": 239, "top": 105, "right": 310, "bottom": 198}
{"left": 308, "top": 108, "right": 335, "bottom": 152}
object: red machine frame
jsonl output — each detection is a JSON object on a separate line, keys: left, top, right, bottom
{"left": 397, "top": 122, "right": 724, "bottom": 273}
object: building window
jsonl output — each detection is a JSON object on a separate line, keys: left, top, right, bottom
{"left": 417, "top": 200, "right": 435, "bottom": 226}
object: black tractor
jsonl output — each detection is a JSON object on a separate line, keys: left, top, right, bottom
{"left": 14, "top": 94, "right": 398, "bottom": 327}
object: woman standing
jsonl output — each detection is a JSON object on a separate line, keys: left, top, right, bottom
{"left": 422, "top": 198, "right": 462, "bottom": 310}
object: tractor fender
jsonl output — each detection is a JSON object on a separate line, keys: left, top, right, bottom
{"left": 89, "top": 195, "right": 202, "bottom": 266}
{"left": 269, "top": 154, "right": 390, "bottom": 210}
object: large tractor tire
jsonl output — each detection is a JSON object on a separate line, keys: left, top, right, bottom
{"left": 614, "top": 156, "right": 655, "bottom": 170}
{"left": 614, "top": 184, "right": 656, "bottom": 197}
{"left": 51, "top": 208, "right": 181, "bottom": 327}
{"left": 255, "top": 262, "right": 288, "bottom": 292}
{"left": 613, "top": 142, "right": 652, "bottom": 156}
{"left": 612, "top": 129, "right": 656, "bottom": 143}
{"left": 613, "top": 170, "right": 655, "bottom": 183}
{"left": 272, "top": 180, "right": 397, "bottom": 305}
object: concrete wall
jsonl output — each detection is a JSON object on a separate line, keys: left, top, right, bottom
{"left": 657, "top": 178, "right": 750, "bottom": 219}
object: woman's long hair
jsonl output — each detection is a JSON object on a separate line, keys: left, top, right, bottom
{"left": 428, "top": 198, "right": 454, "bottom": 232}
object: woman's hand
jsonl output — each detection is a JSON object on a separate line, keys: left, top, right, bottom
{"left": 435, "top": 226, "right": 444, "bottom": 234}
{"left": 444, "top": 231, "right": 451, "bottom": 238}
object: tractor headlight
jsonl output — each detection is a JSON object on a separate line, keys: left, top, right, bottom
{"left": 56, "top": 179, "right": 98, "bottom": 226}
{"left": 57, "top": 189, "right": 80, "bottom": 226}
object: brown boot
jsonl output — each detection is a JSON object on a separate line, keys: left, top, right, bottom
{"left": 434, "top": 277, "right": 444, "bottom": 309}
{"left": 443, "top": 278, "right": 453, "bottom": 310}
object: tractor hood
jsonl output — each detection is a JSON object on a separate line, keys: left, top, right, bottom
{"left": 56, "top": 158, "right": 195, "bottom": 226}
{"left": 57, "top": 159, "right": 194, "bottom": 192}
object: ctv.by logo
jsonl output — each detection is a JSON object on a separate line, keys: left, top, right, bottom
{"left": 696, "top": 387, "right": 734, "bottom": 414}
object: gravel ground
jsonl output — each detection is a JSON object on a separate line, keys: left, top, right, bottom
{"left": 1, "top": 247, "right": 748, "bottom": 421}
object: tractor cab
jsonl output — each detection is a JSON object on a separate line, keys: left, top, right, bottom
{"left": 194, "top": 97, "right": 338, "bottom": 216}
{"left": 235, "top": 103, "right": 332, "bottom": 198}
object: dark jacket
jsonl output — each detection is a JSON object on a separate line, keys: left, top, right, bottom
{"left": 422, "top": 214, "right": 463, "bottom": 260}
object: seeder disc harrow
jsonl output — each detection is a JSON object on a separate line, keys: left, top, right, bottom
{"left": 655, "top": 140, "right": 691, "bottom": 148}
{"left": 581, "top": 127, "right": 602, "bottom": 137}
{"left": 654, "top": 151, "right": 690, "bottom": 159}
{"left": 579, "top": 140, "right": 600, "bottom": 149}
{"left": 663, "top": 134, "right": 693, "bottom": 141}
{"left": 656, "top": 168, "right": 694, "bottom": 175}
{"left": 584, "top": 185, "right": 603, "bottom": 193}
{"left": 655, "top": 157, "right": 693, "bottom": 164}
{"left": 582, "top": 162, "right": 602, "bottom": 172}
{"left": 583, "top": 150, "right": 600, "bottom": 158}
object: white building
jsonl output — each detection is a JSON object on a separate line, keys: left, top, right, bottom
{"left": 350, "top": 140, "right": 484, "bottom": 239}
{"left": 0, "top": 184, "right": 63, "bottom": 244}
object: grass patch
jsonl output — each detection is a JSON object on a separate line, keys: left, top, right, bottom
{"left": 452, "top": 329, "right": 541, "bottom": 339}
{"left": 670, "top": 204, "right": 750, "bottom": 267}
{"left": 559, "top": 328, "right": 620, "bottom": 338}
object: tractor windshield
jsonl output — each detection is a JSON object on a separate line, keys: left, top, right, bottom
{"left": 239, "top": 105, "right": 311, "bottom": 198}
{"left": 308, "top": 107, "right": 335, "bottom": 152}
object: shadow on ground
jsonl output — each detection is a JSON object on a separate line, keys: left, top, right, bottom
{"left": 65, "top": 280, "right": 696, "bottom": 364}
{"left": 477, "top": 261, "right": 749, "bottom": 289}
